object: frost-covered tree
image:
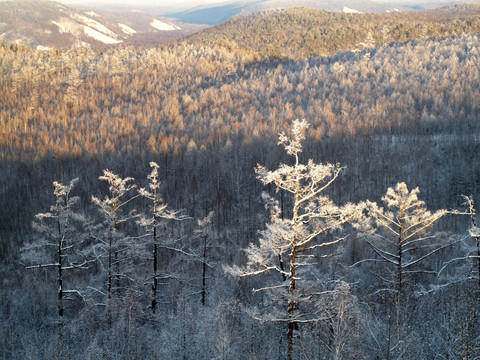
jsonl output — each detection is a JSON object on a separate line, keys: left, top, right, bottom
{"left": 363, "top": 182, "right": 447, "bottom": 358}
{"left": 91, "top": 170, "right": 138, "bottom": 316}
{"left": 21, "top": 178, "right": 91, "bottom": 324}
{"left": 448, "top": 195, "right": 480, "bottom": 291}
{"left": 228, "top": 119, "right": 363, "bottom": 360}
{"left": 138, "top": 161, "right": 189, "bottom": 313}
{"left": 194, "top": 210, "right": 215, "bottom": 305}
{"left": 439, "top": 195, "right": 480, "bottom": 359}
{"left": 365, "top": 182, "right": 447, "bottom": 295}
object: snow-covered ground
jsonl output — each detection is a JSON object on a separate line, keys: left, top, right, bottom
{"left": 52, "top": 19, "right": 78, "bottom": 34}
{"left": 119, "top": 23, "right": 136, "bottom": 35}
{"left": 150, "top": 19, "right": 180, "bottom": 31}
{"left": 83, "top": 26, "right": 122, "bottom": 44}
{"left": 343, "top": 6, "right": 362, "bottom": 13}
{"left": 84, "top": 11, "right": 99, "bottom": 17}
{"left": 74, "top": 14, "right": 117, "bottom": 38}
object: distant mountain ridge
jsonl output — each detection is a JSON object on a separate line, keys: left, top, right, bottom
{"left": 0, "top": 0, "right": 190, "bottom": 50}
{"left": 164, "top": 0, "right": 399, "bottom": 25}
{"left": 183, "top": 3, "right": 480, "bottom": 59}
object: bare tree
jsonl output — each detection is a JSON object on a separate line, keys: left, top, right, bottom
{"left": 227, "top": 119, "right": 363, "bottom": 360}
{"left": 194, "top": 210, "right": 215, "bottom": 305}
{"left": 447, "top": 195, "right": 480, "bottom": 291}
{"left": 363, "top": 182, "right": 447, "bottom": 358}
{"left": 440, "top": 195, "right": 480, "bottom": 359}
{"left": 21, "top": 178, "right": 90, "bottom": 324}
{"left": 138, "top": 161, "right": 189, "bottom": 313}
{"left": 91, "top": 170, "right": 138, "bottom": 317}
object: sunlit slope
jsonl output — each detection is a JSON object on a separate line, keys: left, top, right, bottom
{"left": 0, "top": 0, "right": 184, "bottom": 50}
{"left": 1, "top": 32, "right": 479, "bottom": 162}
{"left": 184, "top": 4, "right": 480, "bottom": 59}
{"left": 165, "top": 0, "right": 395, "bottom": 25}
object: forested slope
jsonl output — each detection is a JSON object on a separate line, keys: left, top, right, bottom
{"left": 185, "top": 4, "right": 480, "bottom": 59}
{"left": 1, "top": 5, "right": 480, "bottom": 359}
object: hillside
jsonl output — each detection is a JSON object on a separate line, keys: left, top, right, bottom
{"left": 2, "top": 3, "right": 480, "bottom": 360}
{"left": 164, "top": 0, "right": 398, "bottom": 25}
{"left": 184, "top": 3, "right": 480, "bottom": 59}
{"left": 0, "top": 0, "right": 195, "bottom": 50}
{"left": 2, "top": 31, "right": 480, "bottom": 358}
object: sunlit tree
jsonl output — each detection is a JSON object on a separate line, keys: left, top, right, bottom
{"left": 228, "top": 119, "right": 363, "bottom": 360}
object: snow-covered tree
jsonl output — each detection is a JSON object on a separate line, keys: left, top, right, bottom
{"left": 194, "top": 210, "right": 215, "bottom": 305}
{"left": 138, "top": 161, "right": 189, "bottom": 313}
{"left": 21, "top": 178, "right": 91, "bottom": 324}
{"left": 227, "top": 119, "right": 363, "bottom": 360}
{"left": 448, "top": 195, "right": 480, "bottom": 291}
{"left": 438, "top": 195, "right": 480, "bottom": 358}
{"left": 363, "top": 182, "right": 447, "bottom": 358}
{"left": 91, "top": 170, "right": 138, "bottom": 316}
{"left": 365, "top": 182, "right": 447, "bottom": 295}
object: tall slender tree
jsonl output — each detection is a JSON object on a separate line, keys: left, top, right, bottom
{"left": 194, "top": 210, "right": 215, "bottom": 305}
{"left": 364, "top": 182, "right": 447, "bottom": 358}
{"left": 227, "top": 119, "right": 363, "bottom": 360}
{"left": 91, "top": 170, "right": 138, "bottom": 317}
{"left": 138, "top": 161, "right": 189, "bottom": 313}
{"left": 21, "top": 178, "right": 90, "bottom": 324}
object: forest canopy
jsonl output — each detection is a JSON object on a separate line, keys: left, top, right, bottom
{"left": 1, "top": 4, "right": 480, "bottom": 359}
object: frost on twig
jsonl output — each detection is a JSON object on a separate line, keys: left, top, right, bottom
{"left": 226, "top": 119, "right": 364, "bottom": 360}
{"left": 21, "top": 178, "right": 92, "bottom": 322}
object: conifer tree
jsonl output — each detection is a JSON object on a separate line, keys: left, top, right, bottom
{"left": 21, "top": 178, "right": 90, "bottom": 324}
{"left": 364, "top": 182, "right": 447, "bottom": 358}
{"left": 138, "top": 161, "right": 188, "bottom": 313}
{"left": 228, "top": 119, "right": 363, "bottom": 360}
{"left": 91, "top": 170, "right": 138, "bottom": 318}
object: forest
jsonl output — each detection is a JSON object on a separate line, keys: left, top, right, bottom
{"left": 1, "top": 4, "right": 480, "bottom": 359}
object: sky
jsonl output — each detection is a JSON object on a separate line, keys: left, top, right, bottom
{"left": 55, "top": 0, "right": 480, "bottom": 11}
{"left": 56, "top": 0, "right": 479, "bottom": 6}
{"left": 58, "top": 0, "right": 231, "bottom": 4}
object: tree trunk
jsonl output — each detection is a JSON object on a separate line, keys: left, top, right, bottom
{"left": 107, "top": 232, "right": 113, "bottom": 326}
{"left": 476, "top": 237, "right": 480, "bottom": 292}
{"left": 152, "top": 241, "right": 158, "bottom": 313}
{"left": 287, "top": 244, "right": 297, "bottom": 360}
{"left": 152, "top": 193, "right": 158, "bottom": 313}
{"left": 201, "top": 235, "right": 207, "bottom": 305}
{"left": 57, "top": 218, "right": 64, "bottom": 322}
{"left": 288, "top": 174, "right": 300, "bottom": 360}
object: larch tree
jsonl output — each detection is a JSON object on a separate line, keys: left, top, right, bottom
{"left": 227, "top": 119, "right": 363, "bottom": 360}
{"left": 194, "top": 210, "right": 215, "bottom": 305}
{"left": 450, "top": 195, "right": 480, "bottom": 292}
{"left": 441, "top": 195, "right": 480, "bottom": 359}
{"left": 365, "top": 183, "right": 447, "bottom": 295}
{"left": 363, "top": 182, "right": 447, "bottom": 358}
{"left": 137, "top": 161, "right": 189, "bottom": 314}
{"left": 21, "top": 178, "right": 91, "bottom": 325}
{"left": 91, "top": 170, "right": 138, "bottom": 317}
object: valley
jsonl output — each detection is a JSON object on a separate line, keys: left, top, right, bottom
{"left": 1, "top": 1, "right": 480, "bottom": 359}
